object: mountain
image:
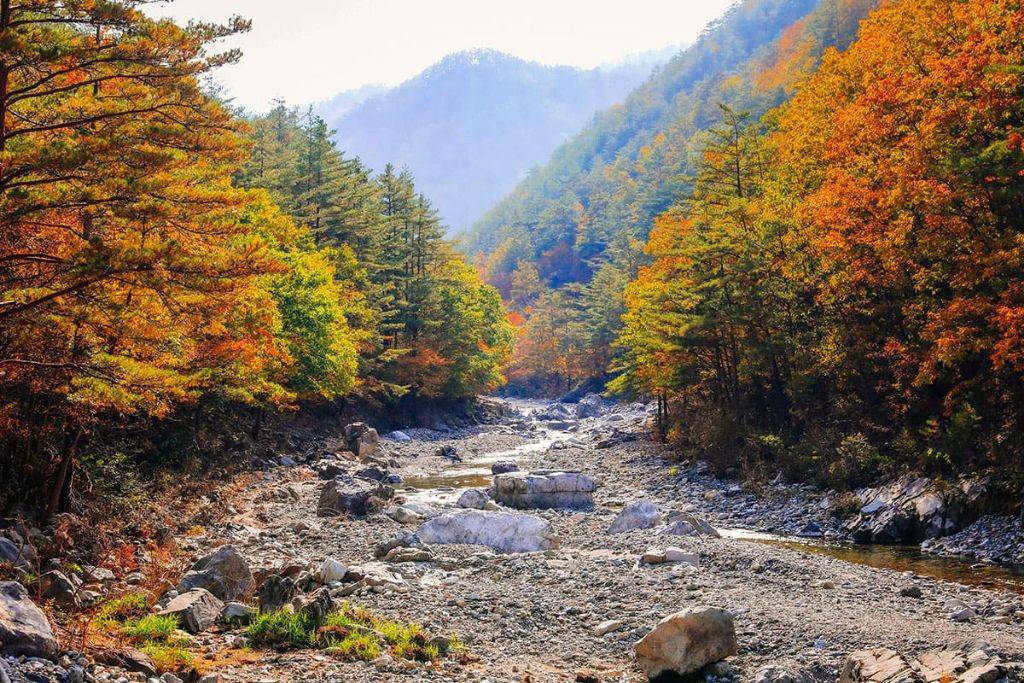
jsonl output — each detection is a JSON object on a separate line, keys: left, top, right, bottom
{"left": 313, "top": 84, "right": 389, "bottom": 124}
{"left": 322, "top": 49, "right": 667, "bottom": 233}
{"left": 466, "top": 0, "right": 875, "bottom": 286}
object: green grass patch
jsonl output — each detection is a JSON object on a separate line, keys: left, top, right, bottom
{"left": 122, "top": 614, "right": 180, "bottom": 644}
{"left": 246, "top": 602, "right": 456, "bottom": 663}
{"left": 141, "top": 643, "right": 194, "bottom": 673}
{"left": 95, "top": 592, "right": 150, "bottom": 629}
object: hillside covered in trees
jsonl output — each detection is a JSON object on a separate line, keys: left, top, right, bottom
{"left": 325, "top": 49, "right": 662, "bottom": 233}
{"left": 0, "top": 3, "right": 512, "bottom": 514}
{"left": 471, "top": 0, "right": 1024, "bottom": 485}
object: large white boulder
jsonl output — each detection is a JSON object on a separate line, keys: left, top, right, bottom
{"left": 417, "top": 510, "right": 558, "bottom": 553}
{"left": 493, "top": 470, "right": 596, "bottom": 509}
{"left": 634, "top": 606, "right": 737, "bottom": 678}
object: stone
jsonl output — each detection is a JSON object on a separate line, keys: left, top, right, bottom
{"left": 574, "top": 394, "right": 607, "bottom": 418}
{"left": 313, "top": 558, "right": 348, "bottom": 584}
{"left": 355, "top": 465, "right": 389, "bottom": 482}
{"left": 457, "top": 488, "right": 490, "bottom": 510}
{"left": 417, "top": 510, "right": 559, "bottom": 553}
{"left": 594, "top": 620, "right": 624, "bottom": 636}
{"left": 660, "top": 512, "right": 721, "bottom": 538}
{"left": 159, "top": 588, "right": 224, "bottom": 634}
{"left": 0, "top": 581, "right": 58, "bottom": 658}
{"left": 383, "top": 547, "right": 433, "bottom": 563}
{"left": 491, "top": 460, "right": 519, "bottom": 475}
{"left": 951, "top": 607, "right": 976, "bottom": 622}
{"left": 900, "top": 586, "right": 923, "bottom": 599}
{"left": 608, "top": 500, "right": 662, "bottom": 534}
{"left": 633, "top": 606, "right": 737, "bottom": 678}
{"left": 93, "top": 647, "right": 157, "bottom": 677}
{"left": 0, "top": 539, "right": 29, "bottom": 571}
{"left": 436, "top": 445, "right": 461, "bottom": 461}
{"left": 317, "top": 475, "right": 393, "bottom": 517}
{"left": 177, "top": 545, "right": 253, "bottom": 602}
{"left": 385, "top": 431, "right": 412, "bottom": 441}
{"left": 257, "top": 575, "right": 295, "bottom": 613}
{"left": 344, "top": 422, "right": 381, "bottom": 460}
{"left": 314, "top": 459, "right": 346, "bottom": 480}
{"left": 296, "top": 588, "right": 333, "bottom": 624}
{"left": 386, "top": 506, "right": 424, "bottom": 524}
{"left": 39, "top": 570, "right": 77, "bottom": 606}
{"left": 493, "top": 470, "right": 597, "bottom": 509}
{"left": 221, "top": 602, "right": 253, "bottom": 624}
{"left": 839, "top": 649, "right": 920, "bottom": 683}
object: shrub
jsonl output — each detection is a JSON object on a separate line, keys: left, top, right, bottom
{"left": 95, "top": 593, "right": 151, "bottom": 629}
{"left": 141, "top": 643, "right": 194, "bottom": 673}
{"left": 122, "top": 615, "right": 180, "bottom": 644}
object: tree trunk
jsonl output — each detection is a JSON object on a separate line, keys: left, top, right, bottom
{"left": 46, "top": 429, "right": 81, "bottom": 518}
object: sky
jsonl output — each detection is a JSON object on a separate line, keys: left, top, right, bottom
{"left": 145, "top": 0, "right": 736, "bottom": 112}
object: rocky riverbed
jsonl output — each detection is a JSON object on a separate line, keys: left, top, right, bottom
{"left": 3, "top": 398, "right": 1024, "bottom": 682}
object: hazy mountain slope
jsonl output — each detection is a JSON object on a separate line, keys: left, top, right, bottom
{"left": 465, "top": 0, "right": 874, "bottom": 282}
{"left": 325, "top": 49, "right": 662, "bottom": 233}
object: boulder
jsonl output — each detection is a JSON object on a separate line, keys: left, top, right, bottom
{"left": 846, "top": 475, "right": 993, "bottom": 544}
{"left": 93, "top": 648, "right": 157, "bottom": 677}
{"left": 159, "top": 588, "right": 224, "bottom": 634}
{"left": 575, "top": 394, "right": 607, "bottom": 418}
{"left": 633, "top": 607, "right": 737, "bottom": 678}
{"left": 385, "top": 430, "right": 412, "bottom": 442}
{"left": 640, "top": 547, "right": 699, "bottom": 566}
{"left": 257, "top": 574, "right": 295, "bottom": 613}
{"left": 386, "top": 506, "right": 424, "bottom": 524}
{"left": 491, "top": 460, "right": 519, "bottom": 475}
{"left": 608, "top": 500, "right": 662, "bottom": 534}
{"left": 417, "top": 510, "right": 558, "bottom": 553}
{"left": 177, "top": 545, "right": 253, "bottom": 601}
{"left": 39, "top": 570, "right": 77, "bottom": 606}
{"left": 317, "top": 475, "right": 393, "bottom": 517}
{"left": 457, "top": 488, "right": 490, "bottom": 510}
{"left": 660, "top": 512, "right": 721, "bottom": 538}
{"left": 493, "top": 470, "right": 596, "bottom": 509}
{"left": 0, "top": 539, "right": 30, "bottom": 571}
{"left": 221, "top": 602, "right": 253, "bottom": 624}
{"left": 295, "top": 588, "right": 333, "bottom": 624}
{"left": 344, "top": 422, "right": 381, "bottom": 460}
{"left": 0, "top": 581, "right": 58, "bottom": 658}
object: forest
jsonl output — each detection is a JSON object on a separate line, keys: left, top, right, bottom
{"left": 0, "top": 1, "right": 512, "bottom": 515}
{"left": 471, "top": 0, "right": 1024, "bottom": 487}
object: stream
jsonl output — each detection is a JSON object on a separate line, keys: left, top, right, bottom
{"left": 397, "top": 401, "right": 1024, "bottom": 596}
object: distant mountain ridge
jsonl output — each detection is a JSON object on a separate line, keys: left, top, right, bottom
{"left": 319, "top": 48, "right": 670, "bottom": 233}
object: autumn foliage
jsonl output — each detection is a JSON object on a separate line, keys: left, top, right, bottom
{"left": 615, "top": 0, "right": 1024, "bottom": 481}
{"left": 0, "top": 1, "right": 512, "bottom": 514}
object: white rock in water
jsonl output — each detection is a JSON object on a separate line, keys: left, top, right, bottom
{"left": 608, "top": 500, "right": 662, "bottom": 534}
{"left": 634, "top": 606, "right": 737, "bottom": 678}
{"left": 417, "top": 510, "right": 559, "bottom": 553}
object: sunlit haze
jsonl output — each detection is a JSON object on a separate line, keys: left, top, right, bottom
{"left": 145, "top": 0, "right": 735, "bottom": 111}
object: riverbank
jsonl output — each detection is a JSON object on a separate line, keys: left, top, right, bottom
{"left": 3, "top": 398, "right": 1023, "bottom": 682}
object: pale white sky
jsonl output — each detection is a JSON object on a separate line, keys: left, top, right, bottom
{"left": 146, "top": 0, "right": 736, "bottom": 112}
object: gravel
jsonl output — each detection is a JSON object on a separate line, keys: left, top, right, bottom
{"left": 152, "top": 400, "right": 1024, "bottom": 682}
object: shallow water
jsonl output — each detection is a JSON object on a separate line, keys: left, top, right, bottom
{"left": 723, "top": 528, "right": 1024, "bottom": 594}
